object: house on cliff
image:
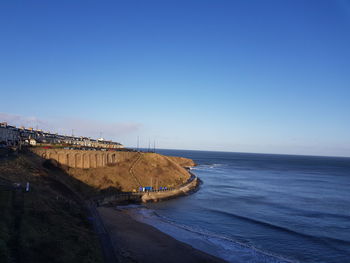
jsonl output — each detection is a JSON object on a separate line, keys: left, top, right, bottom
{"left": 0, "top": 122, "right": 20, "bottom": 146}
{"left": 0, "top": 121, "right": 124, "bottom": 149}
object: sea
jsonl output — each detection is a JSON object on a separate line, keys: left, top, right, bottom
{"left": 122, "top": 149, "right": 350, "bottom": 263}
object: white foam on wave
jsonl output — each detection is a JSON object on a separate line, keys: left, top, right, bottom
{"left": 192, "top": 163, "right": 224, "bottom": 171}
{"left": 125, "top": 207, "right": 297, "bottom": 263}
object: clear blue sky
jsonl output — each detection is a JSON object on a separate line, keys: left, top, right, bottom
{"left": 1, "top": 0, "right": 350, "bottom": 156}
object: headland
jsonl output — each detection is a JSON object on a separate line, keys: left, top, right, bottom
{"left": 0, "top": 144, "right": 211, "bottom": 262}
{"left": 30, "top": 147, "right": 199, "bottom": 203}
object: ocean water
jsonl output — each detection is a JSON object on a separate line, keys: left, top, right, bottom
{"left": 126, "top": 150, "right": 350, "bottom": 263}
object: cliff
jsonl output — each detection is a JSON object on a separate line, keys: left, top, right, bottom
{"left": 59, "top": 153, "right": 192, "bottom": 193}
{"left": 168, "top": 156, "right": 196, "bottom": 168}
{"left": 0, "top": 149, "right": 197, "bottom": 262}
{"left": 0, "top": 150, "right": 103, "bottom": 263}
{"left": 30, "top": 148, "right": 196, "bottom": 194}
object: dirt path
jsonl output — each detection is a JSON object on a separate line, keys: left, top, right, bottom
{"left": 87, "top": 202, "right": 118, "bottom": 263}
{"left": 129, "top": 153, "right": 142, "bottom": 188}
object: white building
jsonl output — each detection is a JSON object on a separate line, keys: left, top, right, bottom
{"left": 29, "top": 139, "right": 37, "bottom": 146}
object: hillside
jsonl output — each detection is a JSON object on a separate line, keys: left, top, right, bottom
{"left": 60, "top": 152, "right": 195, "bottom": 193}
{"left": 168, "top": 156, "right": 196, "bottom": 168}
{"left": 0, "top": 149, "right": 196, "bottom": 262}
{"left": 0, "top": 150, "right": 103, "bottom": 263}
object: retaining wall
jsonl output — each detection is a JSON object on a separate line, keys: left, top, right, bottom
{"left": 31, "top": 148, "right": 139, "bottom": 169}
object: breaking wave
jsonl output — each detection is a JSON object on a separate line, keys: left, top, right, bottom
{"left": 126, "top": 207, "right": 296, "bottom": 263}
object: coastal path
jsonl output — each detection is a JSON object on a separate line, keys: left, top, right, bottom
{"left": 87, "top": 201, "right": 118, "bottom": 263}
{"left": 94, "top": 172, "right": 199, "bottom": 206}
{"left": 128, "top": 152, "right": 143, "bottom": 188}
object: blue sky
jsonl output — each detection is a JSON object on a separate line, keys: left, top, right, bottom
{"left": 1, "top": 0, "right": 350, "bottom": 156}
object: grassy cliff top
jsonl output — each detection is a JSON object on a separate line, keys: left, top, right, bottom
{"left": 62, "top": 152, "right": 195, "bottom": 193}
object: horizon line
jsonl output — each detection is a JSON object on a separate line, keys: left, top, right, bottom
{"left": 133, "top": 147, "right": 350, "bottom": 159}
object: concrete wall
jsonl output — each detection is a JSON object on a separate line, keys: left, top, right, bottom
{"left": 141, "top": 177, "right": 199, "bottom": 203}
{"left": 31, "top": 148, "right": 134, "bottom": 169}
{"left": 97, "top": 177, "right": 199, "bottom": 205}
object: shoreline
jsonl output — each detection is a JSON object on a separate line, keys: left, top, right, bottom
{"left": 141, "top": 173, "right": 200, "bottom": 203}
{"left": 96, "top": 172, "right": 201, "bottom": 206}
{"left": 97, "top": 206, "right": 226, "bottom": 263}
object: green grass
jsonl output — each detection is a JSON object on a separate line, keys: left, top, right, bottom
{"left": 0, "top": 152, "right": 103, "bottom": 263}
{"left": 19, "top": 193, "right": 102, "bottom": 263}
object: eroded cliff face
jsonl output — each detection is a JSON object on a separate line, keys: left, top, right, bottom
{"left": 31, "top": 149, "right": 195, "bottom": 193}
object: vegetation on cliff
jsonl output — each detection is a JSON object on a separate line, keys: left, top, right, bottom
{"left": 0, "top": 149, "right": 196, "bottom": 262}
{"left": 61, "top": 152, "right": 194, "bottom": 193}
{"left": 0, "top": 150, "right": 103, "bottom": 263}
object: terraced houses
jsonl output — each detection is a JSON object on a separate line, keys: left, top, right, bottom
{"left": 0, "top": 122, "right": 123, "bottom": 149}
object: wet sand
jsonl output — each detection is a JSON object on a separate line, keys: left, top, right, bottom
{"left": 98, "top": 207, "right": 226, "bottom": 263}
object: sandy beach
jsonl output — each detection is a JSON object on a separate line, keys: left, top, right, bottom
{"left": 98, "top": 207, "right": 226, "bottom": 263}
